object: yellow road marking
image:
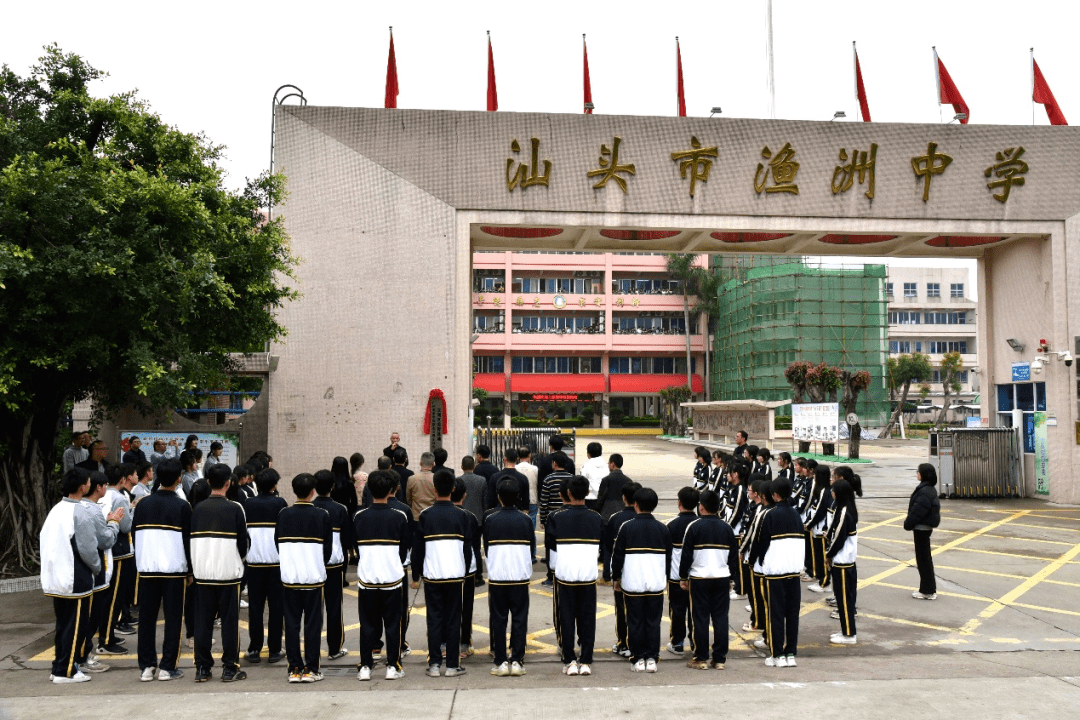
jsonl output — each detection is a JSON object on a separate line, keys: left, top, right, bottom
{"left": 873, "top": 581, "right": 988, "bottom": 602}
{"left": 857, "top": 612, "right": 956, "bottom": 633}
{"left": 1011, "top": 602, "right": 1080, "bottom": 618}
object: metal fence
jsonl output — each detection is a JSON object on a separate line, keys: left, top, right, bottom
{"left": 473, "top": 427, "right": 576, "bottom": 463}
{"left": 932, "top": 428, "right": 1022, "bottom": 498}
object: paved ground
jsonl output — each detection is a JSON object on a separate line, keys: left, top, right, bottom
{"left": 3, "top": 436, "right": 1079, "bottom": 718}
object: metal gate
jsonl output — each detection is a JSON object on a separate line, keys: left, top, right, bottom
{"left": 932, "top": 428, "right": 1022, "bottom": 499}
{"left": 473, "top": 427, "right": 576, "bottom": 464}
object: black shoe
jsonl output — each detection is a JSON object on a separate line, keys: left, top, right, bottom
{"left": 243, "top": 650, "right": 261, "bottom": 664}
{"left": 98, "top": 642, "right": 127, "bottom": 655}
{"left": 114, "top": 622, "right": 137, "bottom": 636}
{"left": 267, "top": 651, "right": 285, "bottom": 664}
{"left": 221, "top": 667, "right": 247, "bottom": 682}
{"left": 195, "top": 667, "right": 212, "bottom": 683}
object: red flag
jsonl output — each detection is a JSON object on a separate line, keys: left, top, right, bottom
{"left": 676, "top": 38, "right": 686, "bottom": 117}
{"left": 935, "top": 51, "right": 969, "bottom": 123}
{"left": 486, "top": 34, "right": 498, "bottom": 112}
{"left": 384, "top": 30, "right": 398, "bottom": 109}
{"left": 583, "top": 35, "right": 593, "bottom": 114}
{"left": 854, "top": 44, "right": 871, "bottom": 122}
{"left": 1033, "top": 58, "right": 1067, "bottom": 126}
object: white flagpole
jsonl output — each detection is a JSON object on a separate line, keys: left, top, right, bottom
{"left": 766, "top": 0, "right": 775, "bottom": 119}
{"left": 1030, "top": 47, "right": 1035, "bottom": 126}
{"left": 933, "top": 46, "right": 942, "bottom": 123}
{"left": 853, "top": 41, "right": 859, "bottom": 121}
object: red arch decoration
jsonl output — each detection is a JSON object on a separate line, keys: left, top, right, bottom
{"left": 924, "top": 236, "right": 1003, "bottom": 248}
{"left": 710, "top": 232, "right": 790, "bottom": 243}
{"left": 480, "top": 226, "right": 563, "bottom": 238}
{"left": 598, "top": 229, "right": 681, "bottom": 240}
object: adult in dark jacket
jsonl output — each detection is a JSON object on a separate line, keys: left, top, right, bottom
{"left": 595, "top": 454, "right": 632, "bottom": 521}
{"left": 903, "top": 463, "right": 941, "bottom": 600}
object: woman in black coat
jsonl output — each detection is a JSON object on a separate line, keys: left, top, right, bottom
{"left": 903, "top": 463, "right": 941, "bottom": 600}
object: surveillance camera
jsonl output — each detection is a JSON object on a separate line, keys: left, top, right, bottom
{"left": 1065, "top": 352, "right": 1074, "bottom": 367}
{"left": 1032, "top": 358, "right": 1044, "bottom": 374}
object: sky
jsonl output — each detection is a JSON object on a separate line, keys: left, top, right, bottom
{"left": 2, "top": 0, "right": 1066, "bottom": 286}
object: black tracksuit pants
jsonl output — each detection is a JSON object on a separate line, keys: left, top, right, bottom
{"left": 246, "top": 565, "right": 284, "bottom": 656}
{"left": 749, "top": 570, "right": 766, "bottom": 630}
{"left": 51, "top": 596, "right": 91, "bottom": 678}
{"left": 764, "top": 576, "right": 800, "bottom": 657}
{"left": 358, "top": 585, "right": 402, "bottom": 670}
{"left": 913, "top": 530, "right": 936, "bottom": 594}
{"left": 195, "top": 582, "right": 241, "bottom": 670}
{"left": 667, "top": 579, "right": 690, "bottom": 647}
{"left": 324, "top": 566, "right": 345, "bottom": 656}
{"left": 830, "top": 564, "right": 857, "bottom": 637}
{"left": 488, "top": 583, "right": 529, "bottom": 665}
{"left": 624, "top": 592, "right": 663, "bottom": 663}
{"left": 812, "top": 534, "right": 831, "bottom": 587}
{"left": 78, "top": 588, "right": 106, "bottom": 661}
{"left": 613, "top": 589, "right": 628, "bottom": 651}
{"left": 424, "top": 580, "right": 463, "bottom": 668}
{"left": 283, "top": 586, "right": 324, "bottom": 673}
{"left": 460, "top": 575, "right": 475, "bottom": 649}
{"left": 138, "top": 576, "right": 186, "bottom": 672}
{"left": 553, "top": 580, "right": 596, "bottom": 664}
{"left": 98, "top": 556, "right": 133, "bottom": 646}
{"left": 689, "top": 577, "right": 730, "bottom": 663}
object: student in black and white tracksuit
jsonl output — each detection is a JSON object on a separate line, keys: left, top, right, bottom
{"left": 546, "top": 475, "right": 603, "bottom": 676}
{"left": 190, "top": 463, "right": 249, "bottom": 682}
{"left": 804, "top": 465, "right": 833, "bottom": 593}
{"left": 276, "top": 473, "right": 333, "bottom": 683}
{"left": 484, "top": 477, "right": 536, "bottom": 677}
{"left": 243, "top": 469, "right": 288, "bottom": 664}
{"left": 352, "top": 470, "right": 412, "bottom": 681}
{"left": 386, "top": 474, "right": 416, "bottom": 658}
{"left": 749, "top": 477, "right": 804, "bottom": 668}
{"left": 76, "top": 472, "right": 116, "bottom": 673}
{"left": 411, "top": 469, "right": 473, "bottom": 677}
{"left": 741, "top": 478, "right": 770, "bottom": 636}
{"left": 707, "top": 451, "right": 726, "bottom": 492}
{"left": 133, "top": 459, "right": 192, "bottom": 681}
{"left": 679, "top": 489, "right": 739, "bottom": 669}
{"left": 96, "top": 465, "right": 133, "bottom": 655}
{"left": 313, "top": 470, "right": 354, "bottom": 661}
{"left": 40, "top": 468, "right": 122, "bottom": 683}
{"left": 452, "top": 476, "right": 484, "bottom": 660}
{"left": 827, "top": 476, "right": 862, "bottom": 645}
{"left": 612, "top": 487, "right": 672, "bottom": 673}
{"left": 691, "top": 447, "right": 710, "bottom": 491}
{"left": 723, "top": 465, "right": 750, "bottom": 599}
{"left": 602, "top": 482, "right": 640, "bottom": 658}
{"left": 664, "top": 487, "right": 699, "bottom": 656}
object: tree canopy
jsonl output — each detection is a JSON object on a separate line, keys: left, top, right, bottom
{"left": 0, "top": 46, "right": 297, "bottom": 569}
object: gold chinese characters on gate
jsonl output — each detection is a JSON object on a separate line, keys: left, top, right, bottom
{"left": 502, "top": 135, "right": 1030, "bottom": 204}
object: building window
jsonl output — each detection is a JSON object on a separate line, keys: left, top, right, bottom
{"left": 886, "top": 282, "right": 893, "bottom": 297}
{"left": 903, "top": 282, "right": 917, "bottom": 298}
{"left": 926, "top": 282, "right": 940, "bottom": 298}
{"left": 473, "top": 356, "right": 505, "bottom": 373}
{"left": 951, "top": 283, "right": 964, "bottom": 298}
{"left": 510, "top": 356, "right": 600, "bottom": 374}
{"left": 926, "top": 341, "right": 968, "bottom": 354}
{"left": 609, "top": 357, "right": 696, "bottom": 374}
{"left": 888, "top": 311, "right": 921, "bottom": 325}
{"left": 996, "top": 382, "right": 1047, "bottom": 453}
{"left": 889, "top": 341, "right": 897, "bottom": 353}
{"left": 923, "top": 311, "right": 967, "bottom": 325}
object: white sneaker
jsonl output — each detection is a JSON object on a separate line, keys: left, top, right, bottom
{"left": 444, "top": 666, "right": 467, "bottom": 677}
{"left": 742, "top": 622, "right": 757, "bottom": 632}
{"left": 729, "top": 590, "right": 740, "bottom": 600}
{"left": 328, "top": 648, "right": 349, "bottom": 660}
{"left": 776, "top": 655, "right": 789, "bottom": 668}
{"left": 912, "top": 591, "right": 938, "bottom": 600}
{"left": 52, "top": 672, "right": 91, "bottom": 684}
{"left": 140, "top": 666, "right": 157, "bottom": 682}
{"left": 564, "top": 661, "right": 580, "bottom": 676}
{"left": 831, "top": 633, "right": 857, "bottom": 645}
{"left": 745, "top": 604, "right": 753, "bottom": 613}
{"left": 808, "top": 583, "right": 826, "bottom": 593}
{"left": 765, "top": 656, "right": 780, "bottom": 667}
{"left": 665, "top": 642, "right": 685, "bottom": 655}
{"left": 786, "top": 654, "right": 797, "bottom": 667}
{"left": 385, "top": 666, "right": 405, "bottom": 680}
{"left": 510, "top": 661, "right": 526, "bottom": 677}
{"left": 490, "top": 662, "right": 510, "bottom": 677}
{"left": 357, "top": 666, "right": 371, "bottom": 681}
{"left": 426, "top": 664, "right": 442, "bottom": 677}
{"left": 753, "top": 638, "right": 768, "bottom": 650}
{"left": 645, "top": 659, "right": 657, "bottom": 673}
{"left": 630, "top": 659, "right": 646, "bottom": 672}
{"left": 577, "top": 663, "right": 590, "bottom": 676}
{"left": 80, "top": 658, "right": 108, "bottom": 673}
{"left": 239, "top": 599, "right": 249, "bottom": 609}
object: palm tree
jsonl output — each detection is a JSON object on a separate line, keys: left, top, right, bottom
{"left": 665, "top": 253, "right": 705, "bottom": 394}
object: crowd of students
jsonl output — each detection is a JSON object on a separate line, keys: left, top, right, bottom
{"left": 41, "top": 431, "right": 940, "bottom": 685}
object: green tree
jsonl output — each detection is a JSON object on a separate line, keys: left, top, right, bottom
{"left": 878, "top": 353, "right": 932, "bottom": 439}
{"left": 0, "top": 47, "right": 297, "bottom": 570}
{"left": 665, "top": 254, "right": 703, "bottom": 393}
{"left": 840, "top": 370, "right": 871, "bottom": 459}
{"left": 934, "top": 351, "right": 965, "bottom": 426}
{"left": 692, "top": 269, "right": 720, "bottom": 401}
{"left": 659, "top": 384, "right": 692, "bottom": 436}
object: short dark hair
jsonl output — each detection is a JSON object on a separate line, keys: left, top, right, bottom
{"left": 367, "top": 470, "right": 394, "bottom": 500}
{"left": 156, "top": 459, "right": 183, "bottom": 488}
{"left": 292, "top": 473, "right": 316, "bottom": 499}
{"left": 235, "top": 464, "right": 253, "bottom": 480}
{"left": 678, "top": 486, "right": 700, "bottom": 510}
{"left": 550, "top": 451, "right": 569, "bottom": 470}
{"left": 433, "top": 448, "right": 449, "bottom": 466}
{"left": 62, "top": 467, "right": 90, "bottom": 495}
{"left": 633, "top": 487, "right": 658, "bottom": 513}
{"left": 587, "top": 442, "right": 602, "bottom": 458}
{"left": 451, "top": 477, "right": 467, "bottom": 503}
{"left": 736, "top": 430, "right": 748, "bottom": 441}
{"left": 128, "top": 435, "right": 140, "bottom": 442}
{"left": 210, "top": 441, "right": 223, "bottom": 452}
{"left": 433, "top": 469, "right": 456, "bottom": 497}
{"left": 503, "top": 447, "right": 519, "bottom": 463}
{"left": 517, "top": 446, "right": 531, "bottom": 460}
{"left": 918, "top": 463, "right": 938, "bottom": 486}
{"left": 314, "top": 469, "right": 334, "bottom": 496}
{"left": 609, "top": 453, "right": 623, "bottom": 469}
{"left": 772, "top": 477, "right": 792, "bottom": 500}
{"left": 88, "top": 471, "right": 108, "bottom": 494}
{"left": 179, "top": 450, "right": 197, "bottom": 471}
{"left": 136, "top": 461, "right": 153, "bottom": 480}
{"left": 206, "top": 463, "right": 232, "bottom": 490}
{"left": 475, "top": 444, "right": 491, "bottom": 460}
{"left": 695, "top": 446, "right": 711, "bottom": 462}
{"left": 567, "top": 475, "right": 590, "bottom": 501}
{"left": 392, "top": 447, "right": 408, "bottom": 464}
{"left": 497, "top": 478, "right": 519, "bottom": 507}
{"left": 461, "top": 455, "right": 476, "bottom": 471}
{"left": 105, "top": 464, "right": 124, "bottom": 486}
{"left": 255, "top": 467, "right": 280, "bottom": 494}
{"left": 548, "top": 435, "right": 564, "bottom": 452}
{"left": 621, "top": 481, "right": 641, "bottom": 503}
{"left": 377, "top": 455, "right": 392, "bottom": 470}
{"left": 699, "top": 490, "right": 722, "bottom": 514}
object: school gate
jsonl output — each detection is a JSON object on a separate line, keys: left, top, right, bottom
{"left": 269, "top": 105, "right": 1080, "bottom": 504}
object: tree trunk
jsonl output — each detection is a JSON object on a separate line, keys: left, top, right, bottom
{"left": 935, "top": 371, "right": 954, "bottom": 426}
{"left": 704, "top": 315, "right": 711, "bottom": 401}
{"left": 841, "top": 372, "right": 861, "bottom": 460}
{"left": 0, "top": 401, "right": 64, "bottom": 572}
{"left": 878, "top": 380, "right": 914, "bottom": 439}
{"left": 848, "top": 423, "right": 862, "bottom": 460}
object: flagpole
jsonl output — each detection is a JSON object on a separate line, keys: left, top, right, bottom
{"left": 933, "top": 46, "right": 942, "bottom": 124}
{"left": 1030, "top": 48, "right": 1035, "bottom": 126}
{"left": 766, "top": 0, "right": 776, "bottom": 119}
{"left": 852, "top": 41, "right": 859, "bottom": 122}
{"left": 676, "top": 36, "right": 679, "bottom": 117}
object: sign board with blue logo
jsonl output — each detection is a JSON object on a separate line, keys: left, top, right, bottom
{"left": 1011, "top": 362, "right": 1031, "bottom": 382}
